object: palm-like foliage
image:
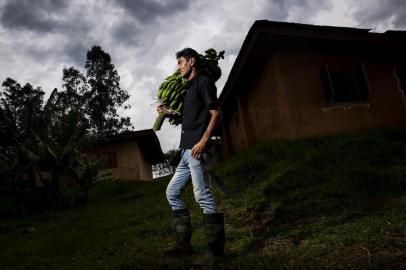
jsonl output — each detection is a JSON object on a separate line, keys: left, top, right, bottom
{"left": 0, "top": 98, "right": 38, "bottom": 194}
{"left": 34, "top": 111, "right": 85, "bottom": 189}
{"left": 0, "top": 99, "right": 18, "bottom": 147}
{"left": 0, "top": 86, "right": 108, "bottom": 211}
{"left": 0, "top": 45, "right": 130, "bottom": 213}
{"left": 70, "top": 154, "right": 112, "bottom": 206}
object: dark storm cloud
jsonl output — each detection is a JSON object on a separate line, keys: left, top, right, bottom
{"left": 111, "top": 0, "right": 192, "bottom": 47}
{"left": 0, "top": 0, "right": 94, "bottom": 66}
{"left": 260, "top": 0, "right": 333, "bottom": 22}
{"left": 112, "top": 19, "right": 141, "bottom": 46}
{"left": 115, "top": 0, "right": 191, "bottom": 22}
{"left": 353, "top": 0, "right": 406, "bottom": 29}
{"left": 0, "top": 0, "right": 68, "bottom": 32}
{"left": 65, "top": 42, "right": 89, "bottom": 67}
{"left": 22, "top": 41, "right": 87, "bottom": 70}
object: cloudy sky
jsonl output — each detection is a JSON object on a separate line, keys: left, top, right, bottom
{"left": 0, "top": 0, "right": 405, "bottom": 152}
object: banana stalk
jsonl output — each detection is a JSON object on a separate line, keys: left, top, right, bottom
{"left": 153, "top": 112, "right": 166, "bottom": 131}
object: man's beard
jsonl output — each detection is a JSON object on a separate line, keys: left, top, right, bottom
{"left": 182, "top": 68, "right": 192, "bottom": 79}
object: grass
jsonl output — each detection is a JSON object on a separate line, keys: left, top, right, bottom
{"left": 1, "top": 129, "right": 405, "bottom": 269}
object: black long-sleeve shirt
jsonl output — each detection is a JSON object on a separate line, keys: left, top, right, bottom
{"left": 179, "top": 75, "right": 218, "bottom": 149}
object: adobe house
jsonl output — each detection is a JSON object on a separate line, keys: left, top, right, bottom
{"left": 86, "top": 129, "right": 164, "bottom": 180}
{"left": 218, "top": 20, "right": 406, "bottom": 158}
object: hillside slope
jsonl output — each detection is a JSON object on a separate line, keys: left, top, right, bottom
{"left": 1, "top": 129, "right": 405, "bottom": 269}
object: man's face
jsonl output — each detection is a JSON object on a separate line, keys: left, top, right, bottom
{"left": 177, "top": 56, "right": 193, "bottom": 79}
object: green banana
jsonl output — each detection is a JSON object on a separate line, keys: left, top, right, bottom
{"left": 162, "top": 89, "right": 170, "bottom": 99}
{"left": 169, "top": 99, "right": 178, "bottom": 109}
{"left": 173, "top": 91, "right": 182, "bottom": 101}
{"left": 176, "top": 102, "right": 183, "bottom": 112}
{"left": 170, "top": 89, "right": 178, "bottom": 100}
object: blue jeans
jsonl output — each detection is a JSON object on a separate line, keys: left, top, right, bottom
{"left": 166, "top": 149, "right": 218, "bottom": 214}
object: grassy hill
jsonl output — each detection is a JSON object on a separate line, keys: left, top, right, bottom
{"left": 1, "top": 129, "right": 405, "bottom": 269}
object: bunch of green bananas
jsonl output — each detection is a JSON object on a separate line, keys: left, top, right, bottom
{"left": 153, "top": 48, "right": 225, "bottom": 131}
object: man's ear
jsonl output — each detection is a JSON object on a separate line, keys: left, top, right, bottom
{"left": 190, "top": 57, "right": 196, "bottom": 67}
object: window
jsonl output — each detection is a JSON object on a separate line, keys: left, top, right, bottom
{"left": 105, "top": 152, "right": 117, "bottom": 168}
{"left": 320, "top": 64, "right": 369, "bottom": 104}
{"left": 96, "top": 152, "right": 117, "bottom": 168}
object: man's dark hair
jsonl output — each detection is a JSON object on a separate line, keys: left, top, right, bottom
{"left": 176, "top": 48, "right": 200, "bottom": 67}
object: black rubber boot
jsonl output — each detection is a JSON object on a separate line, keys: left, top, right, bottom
{"left": 163, "top": 209, "right": 194, "bottom": 256}
{"left": 192, "top": 213, "right": 225, "bottom": 269}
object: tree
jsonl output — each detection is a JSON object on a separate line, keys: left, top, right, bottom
{"left": 85, "top": 45, "right": 132, "bottom": 137}
{"left": 0, "top": 45, "right": 130, "bottom": 213}
{"left": 0, "top": 80, "right": 47, "bottom": 197}
{"left": 0, "top": 99, "right": 30, "bottom": 197}
{"left": 0, "top": 78, "right": 45, "bottom": 140}
{"left": 60, "top": 67, "right": 87, "bottom": 114}
{"left": 0, "top": 85, "right": 82, "bottom": 210}
{"left": 62, "top": 46, "right": 132, "bottom": 139}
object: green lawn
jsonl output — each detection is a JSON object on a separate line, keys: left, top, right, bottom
{"left": 1, "top": 129, "right": 405, "bottom": 269}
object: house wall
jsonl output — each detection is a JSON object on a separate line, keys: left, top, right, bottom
{"left": 221, "top": 95, "right": 249, "bottom": 157}
{"left": 240, "top": 53, "right": 296, "bottom": 144}
{"left": 222, "top": 47, "right": 406, "bottom": 157}
{"left": 138, "top": 150, "right": 152, "bottom": 180}
{"left": 86, "top": 140, "right": 153, "bottom": 180}
{"left": 276, "top": 49, "right": 406, "bottom": 137}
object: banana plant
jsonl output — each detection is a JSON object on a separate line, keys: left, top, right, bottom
{"left": 0, "top": 98, "right": 19, "bottom": 149}
{"left": 69, "top": 154, "right": 112, "bottom": 206}
{"left": 0, "top": 98, "right": 39, "bottom": 191}
{"left": 34, "top": 111, "right": 85, "bottom": 201}
{"left": 0, "top": 89, "right": 62, "bottom": 189}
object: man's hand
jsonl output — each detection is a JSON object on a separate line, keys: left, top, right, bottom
{"left": 191, "top": 109, "right": 220, "bottom": 160}
{"left": 191, "top": 138, "right": 208, "bottom": 160}
{"left": 157, "top": 104, "right": 165, "bottom": 113}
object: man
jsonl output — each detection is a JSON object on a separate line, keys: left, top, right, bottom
{"left": 159, "top": 48, "right": 225, "bottom": 267}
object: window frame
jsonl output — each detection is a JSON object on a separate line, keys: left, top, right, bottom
{"left": 320, "top": 62, "right": 371, "bottom": 106}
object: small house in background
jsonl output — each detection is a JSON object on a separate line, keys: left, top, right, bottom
{"left": 86, "top": 129, "right": 164, "bottom": 180}
{"left": 218, "top": 20, "right": 406, "bottom": 158}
